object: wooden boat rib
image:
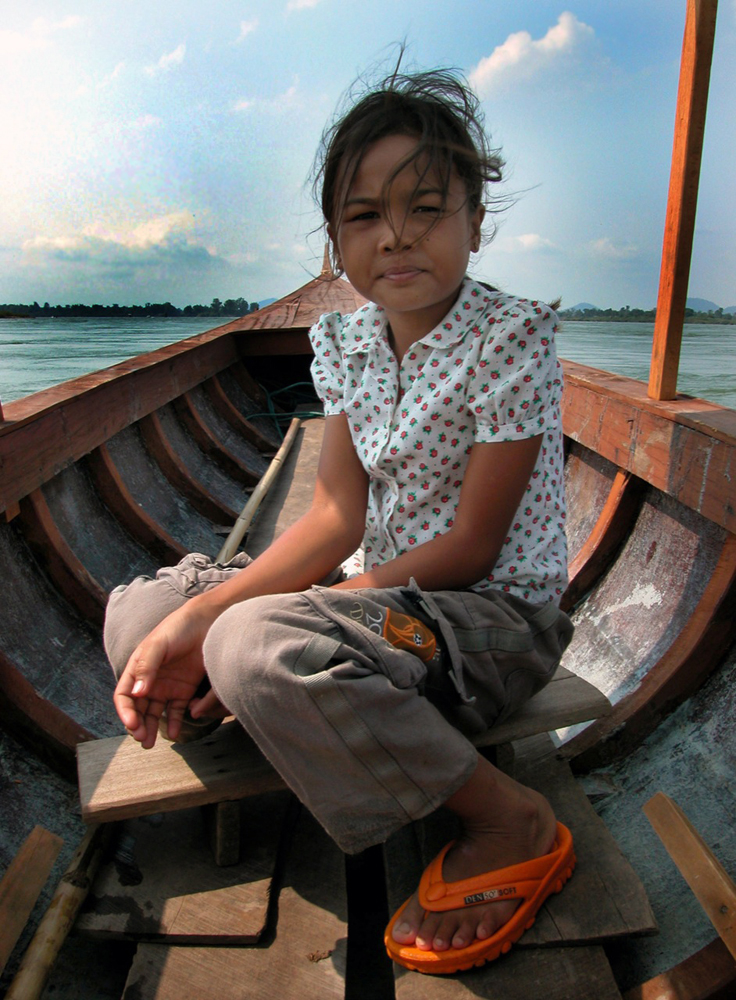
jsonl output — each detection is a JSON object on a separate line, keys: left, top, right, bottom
{"left": 1, "top": 3, "right": 735, "bottom": 996}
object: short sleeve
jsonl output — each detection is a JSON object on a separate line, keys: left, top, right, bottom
{"left": 309, "top": 312, "right": 346, "bottom": 416}
{"left": 469, "top": 301, "right": 563, "bottom": 443}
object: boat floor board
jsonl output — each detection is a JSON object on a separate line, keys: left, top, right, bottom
{"left": 391, "top": 946, "right": 622, "bottom": 1000}
{"left": 384, "top": 735, "right": 656, "bottom": 954}
{"left": 121, "top": 805, "right": 348, "bottom": 1000}
{"left": 76, "top": 792, "right": 291, "bottom": 944}
{"left": 246, "top": 417, "right": 325, "bottom": 557}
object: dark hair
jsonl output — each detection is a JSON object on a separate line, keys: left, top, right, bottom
{"left": 312, "top": 63, "right": 505, "bottom": 276}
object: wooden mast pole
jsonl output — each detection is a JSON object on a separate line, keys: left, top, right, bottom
{"left": 648, "top": 0, "right": 718, "bottom": 401}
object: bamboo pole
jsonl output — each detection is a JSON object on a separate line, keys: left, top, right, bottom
{"left": 216, "top": 416, "right": 302, "bottom": 564}
{"left": 4, "top": 824, "right": 111, "bottom": 1000}
{"left": 648, "top": 0, "right": 718, "bottom": 401}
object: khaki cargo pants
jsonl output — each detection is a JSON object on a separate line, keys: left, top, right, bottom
{"left": 105, "top": 553, "right": 573, "bottom": 853}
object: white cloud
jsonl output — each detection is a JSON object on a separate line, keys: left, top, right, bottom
{"left": 144, "top": 43, "right": 186, "bottom": 77}
{"left": 468, "top": 12, "right": 594, "bottom": 97}
{"left": 231, "top": 78, "right": 299, "bottom": 114}
{"left": 128, "top": 113, "right": 161, "bottom": 130}
{"left": 286, "top": 0, "right": 322, "bottom": 10}
{"left": 515, "top": 233, "right": 559, "bottom": 252}
{"left": 237, "top": 19, "right": 259, "bottom": 41}
{"left": 588, "top": 237, "right": 639, "bottom": 260}
{"left": 0, "top": 15, "right": 83, "bottom": 56}
{"left": 25, "top": 212, "right": 198, "bottom": 257}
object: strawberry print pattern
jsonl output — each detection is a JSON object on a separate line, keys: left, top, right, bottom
{"left": 309, "top": 279, "right": 568, "bottom": 604}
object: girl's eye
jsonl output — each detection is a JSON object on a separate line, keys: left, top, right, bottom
{"left": 415, "top": 204, "right": 441, "bottom": 215}
{"left": 347, "top": 210, "right": 379, "bottom": 222}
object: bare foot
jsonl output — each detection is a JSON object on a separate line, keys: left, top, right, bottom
{"left": 391, "top": 759, "right": 557, "bottom": 952}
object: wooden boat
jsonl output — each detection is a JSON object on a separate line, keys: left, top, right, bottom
{"left": 1, "top": 2, "right": 734, "bottom": 997}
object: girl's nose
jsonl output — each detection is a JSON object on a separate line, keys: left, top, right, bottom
{"left": 379, "top": 220, "right": 413, "bottom": 254}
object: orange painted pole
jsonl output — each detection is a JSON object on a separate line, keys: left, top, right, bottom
{"left": 648, "top": 0, "right": 718, "bottom": 401}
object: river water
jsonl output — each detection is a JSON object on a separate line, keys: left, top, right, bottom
{"left": 1, "top": 316, "right": 734, "bottom": 410}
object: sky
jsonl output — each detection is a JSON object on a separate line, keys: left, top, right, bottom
{"left": 1, "top": 0, "right": 734, "bottom": 311}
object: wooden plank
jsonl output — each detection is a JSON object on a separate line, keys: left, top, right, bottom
{"left": 247, "top": 418, "right": 325, "bottom": 557}
{"left": 384, "top": 734, "right": 655, "bottom": 954}
{"left": 643, "top": 791, "right": 736, "bottom": 960}
{"left": 392, "top": 945, "right": 622, "bottom": 1000}
{"left": 78, "top": 720, "right": 286, "bottom": 824}
{"left": 561, "top": 363, "right": 736, "bottom": 535}
{"left": 78, "top": 669, "right": 608, "bottom": 825}
{"left": 649, "top": 0, "right": 718, "bottom": 401}
{"left": 512, "top": 736, "right": 656, "bottom": 943}
{"left": 0, "top": 826, "right": 64, "bottom": 974}
{"left": 76, "top": 793, "right": 290, "bottom": 943}
{"left": 472, "top": 666, "right": 611, "bottom": 748}
{"left": 4, "top": 825, "right": 111, "bottom": 1000}
{"left": 622, "top": 936, "right": 736, "bottom": 1000}
{"left": 121, "top": 806, "right": 348, "bottom": 999}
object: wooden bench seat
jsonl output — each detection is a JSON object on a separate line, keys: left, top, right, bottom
{"left": 77, "top": 665, "right": 610, "bottom": 825}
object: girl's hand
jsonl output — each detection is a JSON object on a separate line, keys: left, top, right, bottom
{"left": 113, "top": 599, "right": 222, "bottom": 748}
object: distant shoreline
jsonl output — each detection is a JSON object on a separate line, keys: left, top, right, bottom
{"left": 0, "top": 298, "right": 260, "bottom": 321}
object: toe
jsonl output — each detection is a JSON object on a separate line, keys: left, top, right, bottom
{"left": 391, "top": 894, "right": 424, "bottom": 944}
{"left": 415, "top": 912, "right": 443, "bottom": 950}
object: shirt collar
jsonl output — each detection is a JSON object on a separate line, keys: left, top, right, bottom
{"left": 341, "top": 278, "right": 490, "bottom": 357}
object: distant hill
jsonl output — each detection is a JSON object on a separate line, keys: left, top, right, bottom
{"left": 562, "top": 302, "right": 597, "bottom": 313}
{"left": 686, "top": 297, "right": 719, "bottom": 312}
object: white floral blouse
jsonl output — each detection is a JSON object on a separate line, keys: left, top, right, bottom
{"left": 309, "top": 279, "right": 568, "bottom": 604}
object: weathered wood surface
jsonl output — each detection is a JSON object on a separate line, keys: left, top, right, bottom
{"left": 139, "top": 409, "right": 242, "bottom": 525}
{"left": 392, "top": 946, "right": 622, "bottom": 1000}
{"left": 78, "top": 668, "right": 609, "bottom": 824}
{"left": 621, "top": 936, "right": 736, "bottom": 1000}
{"left": 247, "top": 418, "right": 332, "bottom": 557}
{"left": 649, "top": 0, "right": 718, "bottom": 400}
{"left": 77, "top": 793, "right": 290, "bottom": 943}
{"left": 563, "top": 468, "right": 645, "bottom": 612}
{"left": 644, "top": 792, "right": 736, "bottom": 960}
{"left": 472, "top": 666, "right": 610, "bottom": 748}
{"left": 231, "top": 266, "right": 367, "bottom": 334}
{"left": 0, "top": 826, "right": 63, "bottom": 975}
{"left": 78, "top": 721, "right": 285, "bottom": 823}
{"left": 120, "top": 806, "right": 348, "bottom": 1000}
{"left": 564, "top": 527, "right": 736, "bottom": 768}
{"left": 561, "top": 361, "right": 736, "bottom": 535}
{"left": 385, "top": 735, "right": 655, "bottom": 954}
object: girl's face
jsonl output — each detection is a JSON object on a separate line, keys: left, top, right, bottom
{"left": 329, "top": 134, "right": 484, "bottom": 345}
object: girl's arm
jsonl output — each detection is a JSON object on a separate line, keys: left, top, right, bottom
{"left": 333, "top": 434, "right": 542, "bottom": 593}
{"left": 113, "top": 414, "right": 369, "bottom": 745}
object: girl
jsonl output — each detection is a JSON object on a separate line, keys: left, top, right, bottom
{"left": 108, "top": 66, "right": 574, "bottom": 975}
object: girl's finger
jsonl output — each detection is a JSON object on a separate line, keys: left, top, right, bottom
{"left": 190, "top": 689, "right": 229, "bottom": 719}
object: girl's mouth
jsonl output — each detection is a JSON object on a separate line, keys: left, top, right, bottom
{"left": 381, "top": 267, "right": 423, "bottom": 283}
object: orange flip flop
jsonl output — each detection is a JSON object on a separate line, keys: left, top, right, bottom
{"left": 384, "top": 821, "right": 575, "bottom": 975}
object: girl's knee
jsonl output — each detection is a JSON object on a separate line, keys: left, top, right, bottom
{"left": 103, "top": 576, "right": 188, "bottom": 678}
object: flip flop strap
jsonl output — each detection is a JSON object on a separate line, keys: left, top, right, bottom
{"left": 417, "top": 828, "right": 571, "bottom": 913}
